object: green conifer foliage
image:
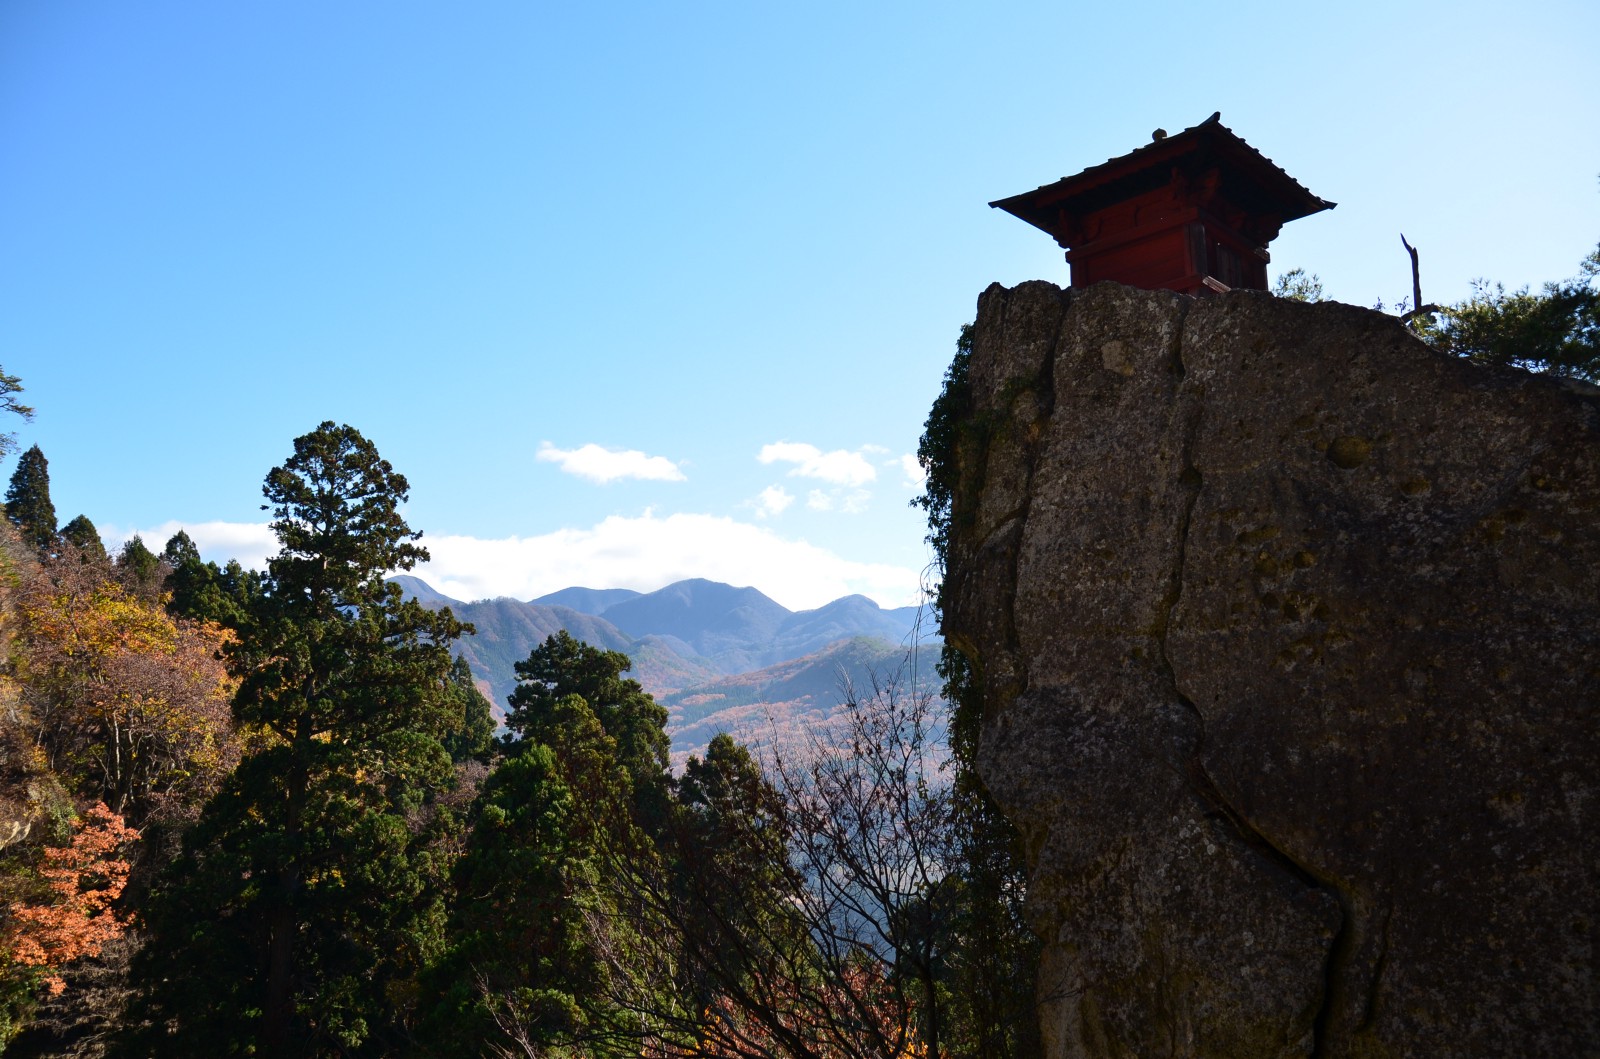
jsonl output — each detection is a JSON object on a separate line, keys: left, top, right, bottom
{"left": 120, "top": 423, "right": 469, "bottom": 1058}
{"left": 59, "top": 514, "right": 106, "bottom": 561}
{"left": 419, "top": 735, "right": 617, "bottom": 1057}
{"left": 1415, "top": 243, "right": 1600, "bottom": 381}
{"left": 114, "top": 535, "right": 162, "bottom": 599}
{"left": 505, "top": 630, "right": 670, "bottom": 811}
{"left": 163, "top": 546, "right": 265, "bottom": 629}
{"left": 4, "top": 445, "right": 56, "bottom": 551}
{"left": 441, "top": 655, "right": 496, "bottom": 764}
{"left": 421, "top": 636, "right": 671, "bottom": 1058}
{"left": 160, "top": 529, "right": 201, "bottom": 567}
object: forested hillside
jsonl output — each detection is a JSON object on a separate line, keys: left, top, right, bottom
{"left": 392, "top": 575, "right": 934, "bottom": 716}
{"left": 0, "top": 400, "right": 1037, "bottom": 1058}
{"left": 659, "top": 635, "right": 944, "bottom": 766}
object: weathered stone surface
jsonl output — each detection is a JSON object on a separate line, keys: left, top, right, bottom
{"left": 943, "top": 281, "right": 1600, "bottom": 1058}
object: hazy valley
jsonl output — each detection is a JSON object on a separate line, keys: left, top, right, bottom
{"left": 390, "top": 574, "right": 943, "bottom": 763}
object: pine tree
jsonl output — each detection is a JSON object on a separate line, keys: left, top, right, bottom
{"left": 120, "top": 423, "right": 470, "bottom": 1058}
{"left": 1424, "top": 243, "right": 1600, "bottom": 381}
{"left": 4, "top": 445, "right": 56, "bottom": 551}
{"left": 0, "top": 366, "right": 33, "bottom": 459}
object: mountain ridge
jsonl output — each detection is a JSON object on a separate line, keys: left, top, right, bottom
{"left": 389, "top": 576, "right": 939, "bottom": 749}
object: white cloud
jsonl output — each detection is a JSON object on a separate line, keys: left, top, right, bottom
{"left": 414, "top": 513, "right": 922, "bottom": 610}
{"left": 839, "top": 490, "right": 871, "bottom": 515}
{"left": 802, "top": 486, "right": 872, "bottom": 515}
{"left": 897, "top": 453, "right": 926, "bottom": 489}
{"left": 111, "top": 514, "right": 926, "bottom": 611}
{"left": 536, "top": 442, "right": 686, "bottom": 484}
{"left": 103, "top": 520, "right": 278, "bottom": 571}
{"left": 758, "top": 442, "right": 877, "bottom": 487}
{"left": 755, "top": 485, "right": 794, "bottom": 517}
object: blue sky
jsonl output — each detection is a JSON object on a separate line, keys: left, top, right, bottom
{"left": 3, "top": 0, "right": 1596, "bottom": 608}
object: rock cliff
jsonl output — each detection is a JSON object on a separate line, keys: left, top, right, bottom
{"left": 941, "top": 281, "right": 1599, "bottom": 1058}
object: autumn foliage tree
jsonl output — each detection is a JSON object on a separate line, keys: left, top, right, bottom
{"left": 0, "top": 803, "right": 137, "bottom": 1053}
{"left": 15, "top": 555, "right": 240, "bottom": 825}
{"left": 2, "top": 804, "right": 137, "bottom": 998}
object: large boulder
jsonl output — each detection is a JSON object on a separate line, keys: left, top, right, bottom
{"left": 942, "top": 280, "right": 1599, "bottom": 1058}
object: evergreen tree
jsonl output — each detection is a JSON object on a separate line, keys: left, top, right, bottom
{"left": 504, "top": 630, "right": 671, "bottom": 820}
{"left": 4, "top": 445, "right": 56, "bottom": 551}
{"left": 120, "top": 423, "right": 469, "bottom": 1058}
{"left": 440, "top": 655, "right": 496, "bottom": 764}
{"left": 59, "top": 514, "right": 106, "bottom": 561}
{"left": 114, "top": 535, "right": 162, "bottom": 598}
{"left": 422, "top": 636, "right": 673, "bottom": 1057}
{"left": 159, "top": 529, "right": 201, "bottom": 567}
{"left": 666, "top": 733, "right": 800, "bottom": 1022}
{"left": 164, "top": 548, "right": 265, "bottom": 630}
{"left": 1415, "top": 242, "right": 1600, "bottom": 381}
{"left": 419, "top": 711, "right": 628, "bottom": 1057}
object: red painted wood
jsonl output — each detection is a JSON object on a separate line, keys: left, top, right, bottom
{"left": 991, "top": 117, "right": 1332, "bottom": 295}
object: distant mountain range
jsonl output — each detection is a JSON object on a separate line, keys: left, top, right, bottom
{"left": 389, "top": 575, "right": 940, "bottom": 759}
{"left": 659, "top": 635, "right": 945, "bottom": 768}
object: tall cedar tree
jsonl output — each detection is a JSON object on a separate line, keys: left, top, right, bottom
{"left": 420, "top": 634, "right": 672, "bottom": 1057}
{"left": 118, "top": 423, "right": 469, "bottom": 1058}
{"left": 5, "top": 446, "right": 56, "bottom": 552}
{"left": 657, "top": 734, "right": 805, "bottom": 1049}
{"left": 440, "top": 655, "right": 495, "bottom": 765}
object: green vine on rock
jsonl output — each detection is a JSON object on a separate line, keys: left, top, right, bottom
{"left": 914, "top": 322, "right": 972, "bottom": 581}
{"left": 914, "top": 321, "right": 1042, "bottom": 1055}
{"left": 912, "top": 322, "right": 984, "bottom": 770}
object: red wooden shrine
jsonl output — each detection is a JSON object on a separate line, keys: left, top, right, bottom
{"left": 990, "top": 114, "right": 1333, "bottom": 296}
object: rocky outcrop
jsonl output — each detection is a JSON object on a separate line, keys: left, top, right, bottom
{"left": 942, "top": 281, "right": 1599, "bottom": 1058}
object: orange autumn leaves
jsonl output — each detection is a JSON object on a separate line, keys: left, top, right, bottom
{"left": 4, "top": 803, "right": 136, "bottom": 995}
{"left": 2, "top": 550, "right": 242, "bottom": 999}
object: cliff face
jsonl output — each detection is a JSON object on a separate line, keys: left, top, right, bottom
{"left": 942, "top": 281, "right": 1599, "bottom": 1058}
